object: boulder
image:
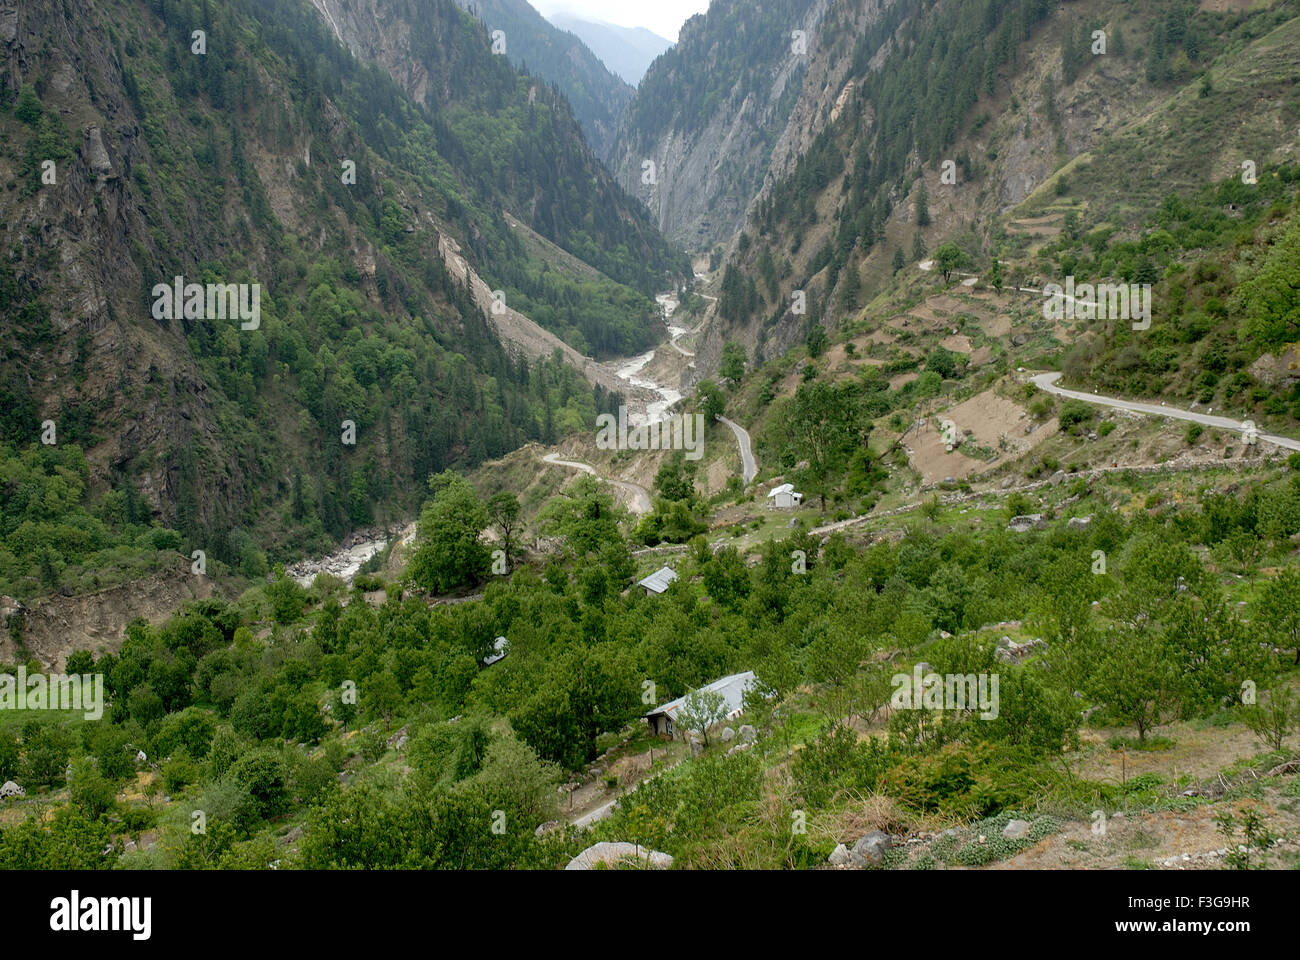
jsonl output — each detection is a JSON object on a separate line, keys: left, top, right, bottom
{"left": 1066, "top": 515, "right": 1093, "bottom": 530}
{"left": 828, "top": 843, "right": 851, "bottom": 866}
{"left": 564, "top": 842, "right": 673, "bottom": 871}
{"left": 1002, "top": 819, "right": 1031, "bottom": 840}
{"left": 738, "top": 724, "right": 756, "bottom": 743}
{"left": 720, "top": 726, "right": 736, "bottom": 743}
{"left": 534, "top": 820, "right": 563, "bottom": 838}
{"left": 1048, "top": 470, "right": 1068, "bottom": 486}
{"left": 849, "top": 831, "right": 892, "bottom": 868}
{"left": 85, "top": 126, "right": 115, "bottom": 176}
{"left": 1007, "top": 514, "right": 1045, "bottom": 533}
{"left": 0, "top": 780, "right": 24, "bottom": 799}
{"left": 1000, "top": 477, "right": 1015, "bottom": 490}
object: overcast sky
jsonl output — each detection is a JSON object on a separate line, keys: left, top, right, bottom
{"left": 530, "top": 0, "right": 710, "bottom": 42}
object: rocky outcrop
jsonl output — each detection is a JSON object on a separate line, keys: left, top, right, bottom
{"left": 564, "top": 842, "right": 673, "bottom": 870}
{"left": 0, "top": 556, "right": 214, "bottom": 671}
{"left": 611, "top": 0, "right": 861, "bottom": 249}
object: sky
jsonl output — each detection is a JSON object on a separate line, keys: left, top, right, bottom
{"left": 530, "top": 0, "right": 710, "bottom": 43}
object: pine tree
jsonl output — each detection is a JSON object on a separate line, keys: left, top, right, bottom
{"left": 915, "top": 179, "right": 931, "bottom": 227}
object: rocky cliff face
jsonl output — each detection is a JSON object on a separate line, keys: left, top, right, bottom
{"left": 609, "top": 0, "right": 836, "bottom": 251}
{"left": 0, "top": 556, "right": 215, "bottom": 671}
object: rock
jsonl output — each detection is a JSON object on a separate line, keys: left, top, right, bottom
{"left": 1048, "top": 470, "right": 1068, "bottom": 486}
{"left": 849, "top": 830, "right": 892, "bottom": 868}
{"left": 689, "top": 736, "right": 704, "bottom": 757}
{"left": 725, "top": 742, "right": 753, "bottom": 755}
{"left": 1007, "top": 514, "right": 1045, "bottom": 533}
{"left": 995, "top": 636, "right": 1045, "bottom": 663}
{"left": 564, "top": 842, "right": 673, "bottom": 871}
{"left": 721, "top": 726, "right": 736, "bottom": 743}
{"left": 1067, "top": 515, "right": 1093, "bottom": 530}
{"left": 828, "top": 843, "right": 851, "bottom": 866}
{"left": 738, "top": 724, "right": 756, "bottom": 743}
{"left": 534, "top": 820, "right": 563, "bottom": 838}
{"left": 1000, "top": 477, "right": 1015, "bottom": 490}
{"left": 1002, "top": 819, "right": 1031, "bottom": 840}
{"left": 85, "top": 126, "right": 115, "bottom": 177}
{"left": 0, "top": 780, "right": 24, "bottom": 799}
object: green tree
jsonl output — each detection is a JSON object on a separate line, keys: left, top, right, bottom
{"left": 676, "top": 687, "right": 729, "bottom": 746}
{"left": 14, "top": 85, "right": 42, "bottom": 126}
{"left": 696, "top": 379, "right": 726, "bottom": 420}
{"left": 935, "top": 242, "right": 969, "bottom": 283}
{"left": 1257, "top": 569, "right": 1300, "bottom": 663}
{"left": 266, "top": 565, "right": 307, "bottom": 624}
{"left": 408, "top": 471, "right": 490, "bottom": 594}
{"left": 486, "top": 491, "right": 522, "bottom": 570}
{"left": 767, "top": 381, "right": 865, "bottom": 511}
{"left": 719, "top": 341, "right": 747, "bottom": 384}
{"left": 915, "top": 179, "right": 931, "bottom": 227}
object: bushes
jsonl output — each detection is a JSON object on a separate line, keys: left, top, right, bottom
{"left": 792, "top": 725, "right": 890, "bottom": 808}
{"left": 1058, "top": 400, "right": 1094, "bottom": 433}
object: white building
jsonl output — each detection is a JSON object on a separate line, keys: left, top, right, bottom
{"left": 767, "top": 483, "right": 803, "bottom": 509}
{"left": 637, "top": 566, "right": 678, "bottom": 595}
{"left": 644, "top": 671, "right": 757, "bottom": 739}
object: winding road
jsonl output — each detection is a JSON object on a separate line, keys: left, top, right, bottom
{"left": 717, "top": 415, "right": 757, "bottom": 484}
{"left": 1031, "top": 372, "right": 1300, "bottom": 452}
{"left": 541, "top": 453, "right": 653, "bottom": 514}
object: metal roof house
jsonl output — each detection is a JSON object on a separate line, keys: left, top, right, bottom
{"left": 645, "top": 670, "right": 757, "bottom": 739}
{"left": 637, "top": 566, "right": 678, "bottom": 595}
{"left": 767, "top": 483, "right": 803, "bottom": 508}
{"left": 482, "top": 636, "right": 509, "bottom": 667}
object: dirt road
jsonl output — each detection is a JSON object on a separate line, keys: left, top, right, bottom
{"left": 541, "top": 453, "right": 653, "bottom": 514}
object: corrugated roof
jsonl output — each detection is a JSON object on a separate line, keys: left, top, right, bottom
{"left": 637, "top": 566, "right": 678, "bottom": 594}
{"left": 645, "top": 670, "right": 757, "bottom": 724}
{"left": 482, "top": 635, "right": 509, "bottom": 667}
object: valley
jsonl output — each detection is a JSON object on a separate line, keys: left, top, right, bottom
{"left": 3, "top": 0, "right": 1300, "bottom": 898}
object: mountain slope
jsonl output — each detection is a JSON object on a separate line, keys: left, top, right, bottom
{"left": 696, "top": 0, "right": 1300, "bottom": 375}
{"left": 607, "top": 0, "right": 836, "bottom": 250}
{"left": 0, "top": 0, "right": 675, "bottom": 580}
{"left": 450, "top": 0, "right": 634, "bottom": 160}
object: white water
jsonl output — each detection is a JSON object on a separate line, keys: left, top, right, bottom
{"left": 287, "top": 521, "right": 416, "bottom": 588}
{"left": 608, "top": 293, "right": 687, "bottom": 427}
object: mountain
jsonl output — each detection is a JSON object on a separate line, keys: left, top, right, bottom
{"left": 0, "top": 0, "right": 685, "bottom": 588}
{"left": 684, "top": 0, "right": 1300, "bottom": 389}
{"left": 548, "top": 14, "right": 672, "bottom": 86}
{"left": 449, "top": 0, "right": 634, "bottom": 160}
{"left": 607, "top": 0, "right": 834, "bottom": 250}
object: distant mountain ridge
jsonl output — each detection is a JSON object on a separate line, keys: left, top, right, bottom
{"left": 548, "top": 13, "right": 672, "bottom": 85}
{"left": 451, "top": 0, "right": 634, "bottom": 159}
